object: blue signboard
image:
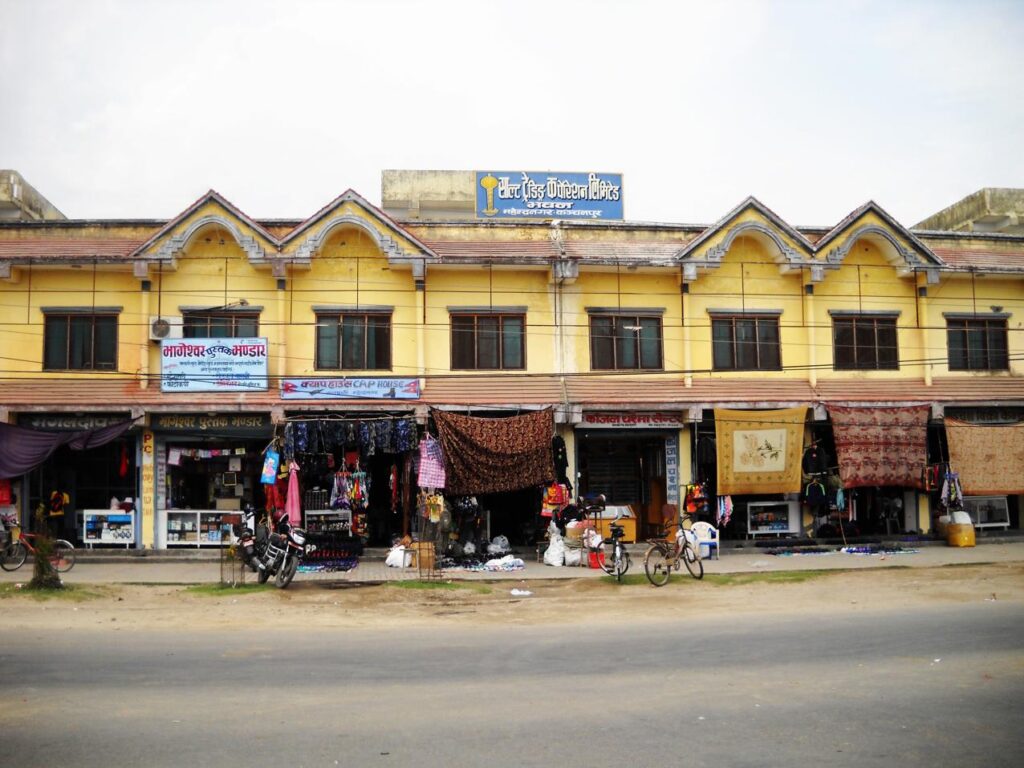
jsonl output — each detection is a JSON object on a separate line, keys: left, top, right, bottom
{"left": 476, "top": 171, "right": 623, "bottom": 220}
{"left": 280, "top": 377, "right": 421, "bottom": 400}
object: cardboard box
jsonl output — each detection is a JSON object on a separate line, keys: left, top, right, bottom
{"left": 409, "top": 541, "right": 435, "bottom": 570}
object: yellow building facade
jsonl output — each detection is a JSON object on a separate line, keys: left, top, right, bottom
{"left": 1, "top": 188, "right": 1023, "bottom": 549}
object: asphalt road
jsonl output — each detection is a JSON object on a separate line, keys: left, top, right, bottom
{"left": 3, "top": 601, "right": 1022, "bottom": 768}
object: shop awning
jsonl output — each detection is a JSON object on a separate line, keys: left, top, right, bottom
{"left": 828, "top": 405, "right": 928, "bottom": 489}
{"left": 432, "top": 408, "right": 555, "bottom": 495}
{"left": 0, "top": 419, "right": 137, "bottom": 479}
{"left": 945, "top": 418, "right": 1024, "bottom": 495}
{"left": 714, "top": 407, "right": 807, "bottom": 495}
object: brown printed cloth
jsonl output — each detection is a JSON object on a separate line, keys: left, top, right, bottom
{"left": 431, "top": 408, "right": 555, "bottom": 495}
{"left": 945, "top": 418, "right": 1024, "bottom": 495}
{"left": 714, "top": 407, "right": 807, "bottom": 495}
{"left": 828, "top": 405, "right": 928, "bottom": 489}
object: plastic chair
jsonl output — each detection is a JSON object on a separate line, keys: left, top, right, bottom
{"left": 689, "top": 521, "right": 720, "bottom": 560}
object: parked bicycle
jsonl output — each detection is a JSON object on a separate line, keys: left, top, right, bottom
{"left": 0, "top": 514, "right": 77, "bottom": 573}
{"left": 599, "top": 512, "right": 631, "bottom": 581}
{"left": 643, "top": 513, "right": 703, "bottom": 585}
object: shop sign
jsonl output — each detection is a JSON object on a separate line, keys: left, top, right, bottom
{"left": 151, "top": 413, "right": 272, "bottom": 437}
{"left": 665, "top": 435, "right": 680, "bottom": 506}
{"left": 280, "top": 377, "right": 421, "bottom": 400}
{"left": 160, "top": 338, "right": 269, "bottom": 392}
{"left": 476, "top": 171, "right": 623, "bottom": 220}
{"left": 17, "top": 413, "right": 130, "bottom": 431}
{"left": 580, "top": 412, "right": 685, "bottom": 429}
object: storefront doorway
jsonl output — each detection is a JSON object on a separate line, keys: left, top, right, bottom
{"left": 576, "top": 431, "right": 669, "bottom": 540}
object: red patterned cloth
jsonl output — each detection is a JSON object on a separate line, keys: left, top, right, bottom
{"left": 432, "top": 408, "right": 555, "bottom": 495}
{"left": 828, "top": 405, "right": 928, "bottom": 489}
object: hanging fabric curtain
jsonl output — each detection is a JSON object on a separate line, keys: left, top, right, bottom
{"left": 431, "top": 408, "right": 555, "bottom": 495}
{"left": 0, "top": 419, "right": 137, "bottom": 479}
{"left": 945, "top": 418, "right": 1024, "bottom": 495}
{"left": 714, "top": 407, "right": 807, "bottom": 495}
{"left": 828, "top": 405, "right": 928, "bottom": 489}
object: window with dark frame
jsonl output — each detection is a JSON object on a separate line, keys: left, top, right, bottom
{"left": 947, "top": 318, "right": 1009, "bottom": 371}
{"left": 43, "top": 314, "right": 118, "bottom": 371}
{"left": 450, "top": 313, "right": 525, "bottom": 370}
{"left": 711, "top": 315, "right": 781, "bottom": 371}
{"left": 315, "top": 313, "right": 392, "bottom": 370}
{"left": 832, "top": 315, "right": 899, "bottom": 370}
{"left": 589, "top": 314, "right": 663, "bottom": 371}
{"left": 182, "top": 311, "right": 260, "bottom": 339}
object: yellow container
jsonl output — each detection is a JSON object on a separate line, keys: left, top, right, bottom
{"left": 946, "top": 523, "right": 976, "bottom": 547}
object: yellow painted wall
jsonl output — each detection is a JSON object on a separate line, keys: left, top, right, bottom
{"left": 687, "top": 236, "right": 808, "bottom": 377}
{"left": 0, "top": 210, "right": 1021, "bottom": 388}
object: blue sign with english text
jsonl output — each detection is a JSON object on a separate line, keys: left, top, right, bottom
{"left": 476, "top": 171, "right": 623, "bottom": 220}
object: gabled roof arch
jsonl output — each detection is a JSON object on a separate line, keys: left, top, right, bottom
{"left": 129, "top": 190, "right": 278, "bottom": 266}
{"left": 816, "top": 201, "right": 943, "bottom": 276}
{"left": 675, "top": 197, "right": 816, "bottom": 278}
{"left": 281, "top": 189, "right": 438, "bottom": 267}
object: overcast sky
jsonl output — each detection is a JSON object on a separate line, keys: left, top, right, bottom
{"left": 2, "top": 0, "right": 1022, "bottom": 227}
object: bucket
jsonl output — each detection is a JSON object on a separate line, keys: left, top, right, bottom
{"left": 588, "top": 550, "right": 605, "bottom": 569}
{"left": 946, "top": 522, "right": 975, "bottom": 548}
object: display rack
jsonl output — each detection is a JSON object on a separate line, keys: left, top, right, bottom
{"left": 746, "top": 500, "right": 800, "bottom": 538}
{"left": 962, "top": 496, "right": 1011, "bottom": 530}
{"left": 304, "top": 509, "right": 352, "bottom": 534}
{"left": 166, "top": 510, "right": 235, "bottom": 546}
{"left": 82, "top": 510, "right": 135, "bottom": 548}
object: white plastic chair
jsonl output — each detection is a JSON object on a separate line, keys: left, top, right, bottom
{"left": 689, "top": 521, "right": 720, "bottom": 560}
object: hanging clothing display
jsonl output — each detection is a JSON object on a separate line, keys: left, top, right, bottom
{"left": 713, "top": 407, "right": 807, "bottom": 495}
{"left": 431, "top": 408, "right": 555, "bottom": 495}
{"left": 716, "top": 495, "right": 733, "bottom": 527}
{"left": 417, "top": 436, "right": 447, "bottom": 489}
{"left": 285, "top": 461, "right": 302, "bottom": 527}
{"left": 945, "top": 418, "right": 1024, "bottom": 495}
{"left": 828, "top": 405, "right": 928, "bottom": 489}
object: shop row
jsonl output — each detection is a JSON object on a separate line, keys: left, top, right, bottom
{"left": 0, "top": 405, "right": 1020, "bottom": 553}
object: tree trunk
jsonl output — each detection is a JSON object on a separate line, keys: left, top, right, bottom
{"left": 28, "top": 506, "right": 62, "bottom": 590}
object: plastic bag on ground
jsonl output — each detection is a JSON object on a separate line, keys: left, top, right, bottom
{"left": 543, "top": 534, "right": 566, "bottom": 566}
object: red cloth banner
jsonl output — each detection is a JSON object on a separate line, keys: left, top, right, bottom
{"left": 828, "top": 405, "right": 929, "bottom": 489}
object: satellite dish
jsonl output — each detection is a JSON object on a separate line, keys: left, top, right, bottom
{"left": 151, "top": 317, "right": 171, "bottom": 339}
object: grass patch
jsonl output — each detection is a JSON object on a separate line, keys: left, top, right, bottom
{"left": 0, "top": 582, "right": 110, "bottom": 601}
{"left": 389, "top": 580, "right": 493, "bottom": 595}
{"left": 705, "top": 570, "right": 832, "bottom": 586}
{"left": 184, "top": 583, "right": 274, "bottom": 596}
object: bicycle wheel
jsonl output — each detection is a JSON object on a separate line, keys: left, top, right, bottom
{"left": 682, "top": 542, "right": 704, "bottom": 580}
{"left": 1, "top": 542, "right": 27, "bottom": 571}
{"left": 643, "top": 543, "right": 671, "bottom": 587}
{"left": 614, "top": 549, "right": 631, "bottom": 581}
{"left": 50, "top": 540, "right": 76, "bottom": 573}
{"left": 599, "top": 545, "right": 616, "bottom": 576}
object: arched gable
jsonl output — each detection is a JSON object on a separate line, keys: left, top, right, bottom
{"left": 677, "top": 197, "right": 816, "bottom": 280}
{"left": 816, "top": 202, "right": 942, "bottom": 279}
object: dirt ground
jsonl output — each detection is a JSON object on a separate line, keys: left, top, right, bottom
{"left": 3, "top": 562, "right": 1022, "bottom": 632}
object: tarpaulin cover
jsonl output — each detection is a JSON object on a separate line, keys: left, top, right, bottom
{"left": 828, "top": 405, "right": 928, "bottom": 489}
{"left": 0, "top": 419, "right": 136, "bottom": 479}
{"left": 945, "top": 418, "right": 1024, "bottom": 495}
{"left": 714, "top": 407, "right": 807, "bottom": 495}
{"left": 431, "top": 408, "right": 554, "bottom": 495}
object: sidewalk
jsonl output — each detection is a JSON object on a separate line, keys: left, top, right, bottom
{"left": 3, "top": 540, "right": 1022, "bottom": 586}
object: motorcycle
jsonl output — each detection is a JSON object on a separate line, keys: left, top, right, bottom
{"left": 234, "top": 504, "right": 265, "bottom": 573}
{"left": 253, "top": 516, "right": 306, "bottom": 589}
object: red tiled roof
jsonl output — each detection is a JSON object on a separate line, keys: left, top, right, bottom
{"left": 931, "top": 248, "right": 1024, "bottom": 270}
{"left": 420, "top": 240, "right": 560, "bottom": 262}
{"left": 0, "top": 238, "right": 148, "bottom": 260}
{"left": 4, "top": 375, "right": 1024, "bottom": 412}
{"left": 421, "top": 375, "right": 564, "bottom": 405}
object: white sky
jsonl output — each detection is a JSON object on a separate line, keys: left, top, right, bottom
{"left": 1, "top": 0, "right": 1022, "bottom": 227}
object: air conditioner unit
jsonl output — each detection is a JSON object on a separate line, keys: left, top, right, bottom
{"left": 149, "top": 315, "right": 183, "bottom": 341}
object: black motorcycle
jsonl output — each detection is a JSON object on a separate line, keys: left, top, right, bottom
{"left": 234, "top": 505, "right": 265, "bottom": 573}
{"left": 253, "top": 517, "right": 306, "bottom": 589}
